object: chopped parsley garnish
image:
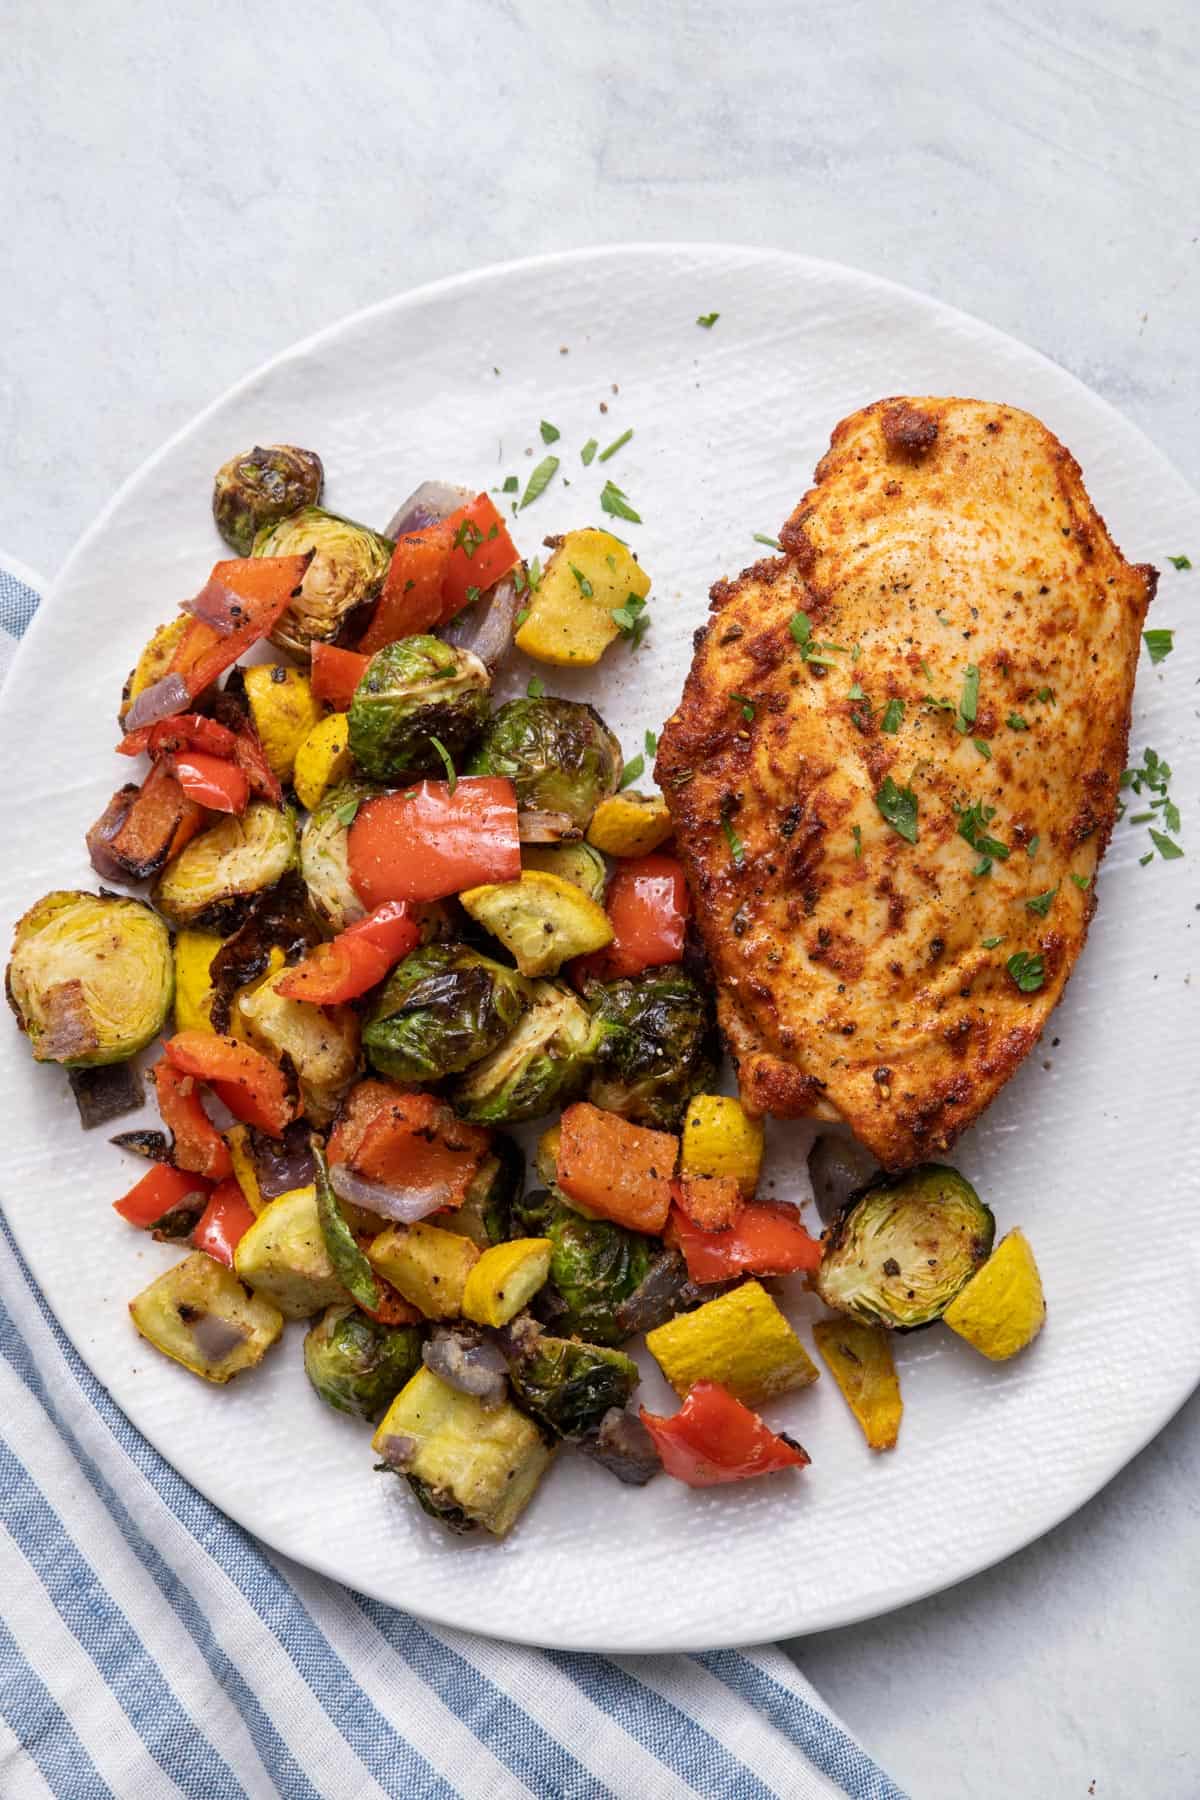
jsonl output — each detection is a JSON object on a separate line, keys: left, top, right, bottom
{"left": 974, "top": 737, "right": 992, "bottom": 760}
{"left": 955, "top": 799, "right": 1010, "bottom": 873}
{"left": 1070, "top": 872, "right": 1092, "bottom": 890}
{"left": 730, "top": 693, "right": 755, "bottom": 722}
{"left": 1025, "top": 885, "right": 1059, "bottom": 918}
{"left": 848, "top": 681, "right": 866, "bottom": 701}
{"left": 697, "top": 312, "right": 719, "bottom": 328}
{"left": 333, "top": 798, "right": 359, "bottom": 828}
{"left": 852, "top": 824, "right": 862, "bottom": 859}
{"left": 981, "top": 934, "right": 1005, "bottom": 949}
{"left": 1035, "top": 686, "right": 1054, "bottom": 703}
{"left": 1007, "top": 712, "right": 1029, "bottom": 730}
{"left": 581, "top": 439, "right": 599, "bottom": 466}
{"left": 753, "top": 533, "right": 783, "bottom": 551}
{"left": 1143, "top": 628, "right": 1174, "bottom": 664}
{"left": 1167, "top": 554, "right": 1192, "bottom": 570}
{"left": 1027, "top": 834, "right": 1040, "bottom": 859}
{"left": 1006, "top": 950, "right": 1045, "bottom": 993}
{"left": 465, "top": 585, "right": 481, "bottom": 605}
{"left": 526, "top": 675, "right": 545, "bottom": 699}
{"left": 788, "top": 611, "right": 843, "bottom": 668}
{"left": 428, "top": 736, "right": 457, "bottom": 794}
{"left": 619, "top": 753, "right": 645, "bottom": 791}
{"left": 643, "top": 728, "right": 658, "bottom": 760}
{"left": 1121, "top": 747, "right": 1183, "bottom": 859}
{"left": 600, "top": 480, "right": 642, "bottom": 524}
{"left": 612, "top": 591, "right": 650, "bottom": 650}
{"left": 599, "top": 429, "right": 633, "bottom": 463}
{"left": 958, "top": 665, "right": 980, "bottom": 728}
{"left": 881, "top": 699, "right": 905, "bottom": 734}
{"left": 924, "top": 693, "right": 956, "bottom": 714}
{"left": 569, "top": 564, "right": 594, "bottom": 598}
{"left": 539, "top": 420, "right": 560, "bottom": 444}
{"left": 874, "top": 776, "right": 918, "bottom": 844}
{"left": 1149, "top": 829, "right": 1184, "bottom": 861}
{"left": 453, "top": 518, "right": 485, "bottom": 558}
{"left": 1140, "top": 850, "right": 1155, "bottom": 866}
{"left": 515, "top": 607, "right": 530, "bottom": 628}
{"left": 520, "top": 456, "right": 559, "bottom": 509}
{"left": 501, "top": 475, "right": 519, "bottom": 493}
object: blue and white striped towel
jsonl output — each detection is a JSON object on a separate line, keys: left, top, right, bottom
{"left": 0, "top": 557, "right": 905, "bottom": 1800}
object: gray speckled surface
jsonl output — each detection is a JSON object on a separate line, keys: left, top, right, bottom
{"left": 4, "top": 3, "right": 1197, "bottom": 1795}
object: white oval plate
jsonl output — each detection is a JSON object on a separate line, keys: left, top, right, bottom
{"left": 3, "top": 245, "right": 1198, "bottom": 1653}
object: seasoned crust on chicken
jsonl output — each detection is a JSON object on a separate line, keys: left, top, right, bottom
{"left": 657, "top": 397, "right": 1156, "bottom": 1170}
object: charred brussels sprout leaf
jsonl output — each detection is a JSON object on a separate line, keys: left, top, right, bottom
{"left": 363, "top": 941, "right": 530, "bottom": 1083}
{"left": 348, "top": 637, "right": 491, "bottom": 782}
{"left": 466, "top": 698, "right": 622, "bottom": 831}
{"left": 7, "top": 890, "right": 172, "bottom": 1066}
{"left": 152, "top": 803, "right": 297, "bottom": 932}
{"left": 584, "top": 965, "right": 716, "bottom": 1130}
{"left": 815, "top": 1163, "right": 996, "bottom": 1330}
{"left": 512, "top": 1187, "right": 657, "bottom": 1346}
{"left": 451, "top": 980, "right": 597, "bottom": 1125}
{"left": 303, "top": 1303, "right": 421, "bottom": 1421}
{"left": 253, "top": 506, "right": 394, "bottom": 658}
{"left": 212, "top": 445, "right": 324, "bottom": 556}
{"left": 299, "top": 780, "right": 382, "bottom": 932}
{"left": 506, "top": 1331, "right": 639, "bottom": 1439}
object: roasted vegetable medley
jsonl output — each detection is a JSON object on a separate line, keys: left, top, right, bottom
{"left": 7, "top": 444, "right": 1047, "bottom": 1539}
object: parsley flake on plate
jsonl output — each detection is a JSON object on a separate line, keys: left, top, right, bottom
{"left": 520, "top": 456, "right": 559, "bottom": 509}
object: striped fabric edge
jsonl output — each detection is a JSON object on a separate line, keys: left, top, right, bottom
{"left": 0, "top": 563, "right": 906, "bottom": 1800}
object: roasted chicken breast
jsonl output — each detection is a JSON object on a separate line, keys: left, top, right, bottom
{"left": 657, "top": 397, "right": 1155, "bottom": 1169}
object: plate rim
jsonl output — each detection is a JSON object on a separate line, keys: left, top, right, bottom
{"left": 7, "top": 240, "right": 1200, "bottom": 1652}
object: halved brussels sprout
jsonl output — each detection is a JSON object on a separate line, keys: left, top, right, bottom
{"left": 363, "top": 942, "right": 530, "bottom": 1083}
{"left": 153, "top": 803, "right": 297, "bottom": 932}
{"left": 584, "top": 965, "right": 716, "bottom": 1131}
{"left": 451, "top": 980, "right": 596, "bottom": 1125}
{"left": 348, "top": 637, "right": 491, "bottom": 782}
{"left": 235, "top": 965, "right": 361, "bottom": 1126}
{"left": 815, "top": 1163, "right": 996, "bottom": 1330}
{"left": 303, "top": 1303, "right": 422, "bottom": 1420}
{"left": 465, "top": 698, "right": 622, "bottom": 834}
{"left": 521, "top": 841, "right": 608, "bottom": 901}
{"left": 299, "top": 781, "right": 380, "bottom": 932}
{"left": 7, "top": 890, "right": 173, "bottom": 1066}
{"left": 212, "top": 445, "right": 324, "bottom": 556}
{"left": 253, "top": 506, "right": 394, "bottom": 658}
{"left": 512, "top": 1187, "right": 657, "bottom": 1346}
{"left": 505, "top": 1329, "right": 639, "bottom": 1440}
{"left": 439, "top": 1134, "right": 524, "bottom": 1247}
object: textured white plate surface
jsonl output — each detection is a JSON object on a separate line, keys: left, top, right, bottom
{"left": 3, "top": 245, "right": 1198, "bottom": 1653}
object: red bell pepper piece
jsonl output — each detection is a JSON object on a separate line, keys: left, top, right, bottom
{"left": 311, "top": 642, "right": 370, "bottom": 710}
{"left": 329, "top": 1082, "right": 489, "bottom": 1209}
{"left": 113, "top": 1162, "right": 213, "bottom": 1229}
{"left": 152, "top": 1062, "right": 233, "bottom": 1180}
{"left": 163, "top": 1031, "right": 295, "bottom": 1138}
{"left": 347, "top": 779, "right": 521, "bottom": 906}
{"left": 276, "top": 901, "right": 422, "bottom": 1005}
{"left": 439, "top": 496, "right": 519, "bottom": 621}
{"left": 118, "top": 713, "right": 239, "bottom": 760}
{"left": 556, "top": 1102, "right": 677, "bottom": 1234}
{"left": 668, "top": 1200, "right": 823, "bottom": 1285}
{"left": 191, "top": 1176, "right": 257, "bottom": 1268}
{"left": 168, "top": 556, "right": 311, "bottom": 699}
{"left": 172, "top": 751, "right": 249, "bottom": 814}
{"left": 574, "top": 854, "right": 690, "bottom": 983}
{"left": 673, "top": 1174, "right": 743, "bottom": 1231}
{"left": 640, "top": 1382, "right": 810, "bottom": 1487}
{"left": 360, "top": 521, "right": 457, "bottom": 651}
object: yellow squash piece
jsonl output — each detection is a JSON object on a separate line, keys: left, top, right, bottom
{"left": 515, "top": 528, "right": 651, "bottom": 667}
{"left": 680, "top": 1094, "right": 765, "bottom": 1195}
{"left": 368, "top": 1222, "right": 480, "bottom": 1320}
{"left": 172, "top": 929, "right": 225, "bottom": 1033}
{"left": 243, "top": 664, "right": 323, "bottom": 782}
{"left": 646, "top": 1280, "right": 818, "bottom": 1407}
{"left": 233, "top": 1185, "right": 351, "bottom": 1319}
{"left": 943, "top": 1228, "right": 1046, "bottom": 1360}
{"left": 373, "top": 1368, "right": 554, "bottom": 1537}
{"left": 461, "top": 1238, "right": 553, "bottom": 1328}
{"left": 812, "top": 1318, "right": 902, "bottom": 1451}
{"left": 292, "top": 712, "right": 353, "bottom": 812}
{"left": 129, "top": 1252, "right": 283, "bottom": 1383}
{"left": 227, "top": 1124, "right": 264, "bottom": 1216}
{"left": 521, "top": 841, "right": 608, "bottom": 901}
{"left": 234, "top": 964, "right": 360, "bottom": 1127}
{"left": 459, "top": 870, "right": 612, "bottom": 977}
{"left": 535, "top": 1124, "right": 562, "bottom": 1188}
{"left": 120, "top": 616, "right": 190, "bottom": 721}
{"left": 587, "top": 792, "right": 673, "bottom": 858}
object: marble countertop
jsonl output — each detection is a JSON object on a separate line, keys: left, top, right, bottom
{"left": 4, "top": 2, "right": 1197, "bottom": 1794}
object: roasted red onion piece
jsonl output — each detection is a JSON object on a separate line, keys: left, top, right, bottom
{"left": 190, "top": 1314, "right": 250, "bottom": 1364}
{"left": 374, "top": 1432, "right": 417, "bottom": 1471}
{"left": 516, "top": 809, "right": 583, "bottom": 845}
{"left": 439, "top": 574, "right": 520, "bottom": 672}
{"left": 124, "top": 672, "right": 190, "bottom": 732}
{"left": 250, "top": 1121, "right": 316, "bottom": 1198}
{"left": 807, "top": 1133, "right": 881, "bottom": 1225}
{"left": 181, "top": 577, "right": 242, "bottom": 636}
{"left": 329, "top": 1161, "right": 455, "bottom": 1225}
{"left": 385, "top": 481, "right": 475, "bottom": 539}
{"left": 69, "top": 1060, "right": 144, "bottom": 1130}
{"left": 580, "top": 1408, "right": 661, "bottom": 1486}
{"left": 421, "top": 1326, "right": 509, "bottom": 1408}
